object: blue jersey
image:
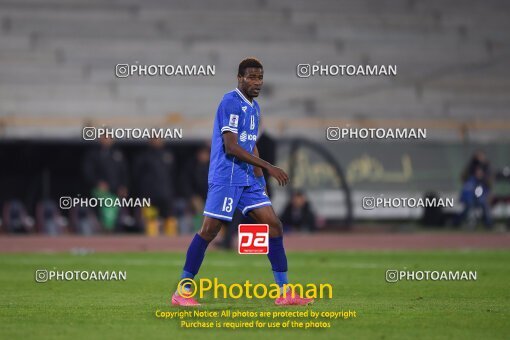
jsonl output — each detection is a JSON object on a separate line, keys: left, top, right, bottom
{"left": 208, "top": 88, "right": 260, "bottom": 186}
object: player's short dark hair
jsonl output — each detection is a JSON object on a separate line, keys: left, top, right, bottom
{"left": 238, "top": 58, "right": 263, "bottom": 76}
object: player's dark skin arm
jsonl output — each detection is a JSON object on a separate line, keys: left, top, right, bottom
{"left": 223, "top": 132, "right": 289, "bottom": 186}
{"left": 252, "top": 145, "right": 264, "bottom": 178}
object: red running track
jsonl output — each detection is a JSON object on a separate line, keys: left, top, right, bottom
{"left": 0, "top": 233, "right": 509, "bottom": 253}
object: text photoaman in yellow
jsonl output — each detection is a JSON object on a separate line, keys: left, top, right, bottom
{"left": 177, "top": 278, "right": 333, "bottom": 299}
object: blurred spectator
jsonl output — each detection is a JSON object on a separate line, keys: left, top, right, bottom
{"left": 421, "top": 191, "right": 446, "bottom": 227}
{"left": 133, "top": 139, "right": 177, "bottom": 236}
{"left": 2, "top": 200, "right": 34, "bottom": 233}
{"left": 281, "top": 190, "right": 316, "bottom": 232}
{"left": 182, "top": 144, "right": 210, "bottom": 201}
{"left": 456, "top": 152, "right": 493, "bottom": 229}
{"left": 69, "top": 206, "right": 100, "bottom": 235}
{"left": 462, "top": 151, "right": 492, "bottom": 188}
{"left": 83, "top": 135, "right": 128, "bottom": 232}
{"left": 179, "top": 144, "right": 210, "bottom": 235}
{"left": 35, "top": 200, "right": 66, "bottom": 235}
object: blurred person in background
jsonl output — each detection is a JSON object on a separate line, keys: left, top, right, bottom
{"left": 133, "top": 138, "right": 177, "bottom": 236}
{"left": 83, "top": 135, "right": 128, "bottom": 232}
{"left": 456, "top": 151, "right": 493, "bottom": 229}
{"left": 35, "top": 200, "right": 66, "bottom": 235}
{"left": 2, "top": 200, "right": 34, "bottom": 234}
{"left": 180, "top": 144, "right": 210, "bottom": 234}
{"left": 421, "top": 191, "right": 447, "bottom": 227}
{"left": 462, "top": 151, "right": 492, "bottom": 186}
{"left": 281, "top": 190, "right": 316, "bottom": 232}
{"left": 182, "top": 143, "right": 210, "bottom": 202}
{"left": 69, "top": 206, "right": 100, "bottom": 236}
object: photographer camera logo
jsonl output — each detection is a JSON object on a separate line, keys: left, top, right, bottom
{"left": 35, "top": 270, "right": 49, "bottom": 283}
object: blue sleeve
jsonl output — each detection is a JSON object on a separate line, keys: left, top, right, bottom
{"left": 255, "top": 101, "right": 261, "bottom": 132}
{"left": 218, "top": 99, "right": 241, "bottom": 134}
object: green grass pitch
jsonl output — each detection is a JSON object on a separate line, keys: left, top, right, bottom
{"left": 1, "top": 250, "right": 509, "bottom": 339}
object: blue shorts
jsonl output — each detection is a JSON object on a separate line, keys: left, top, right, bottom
{"left": 203, "top": 182, "right": 272, "bottom": 221}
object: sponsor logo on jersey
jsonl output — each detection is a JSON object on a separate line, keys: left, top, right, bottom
{"left": 239, "top": 131, "right": 257, "bottom": 142}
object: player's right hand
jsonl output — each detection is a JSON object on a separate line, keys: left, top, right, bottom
{"left": 268, "top": 166, "right": 289, "bottom": 186}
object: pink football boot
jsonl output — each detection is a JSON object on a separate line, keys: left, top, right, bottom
{"left": 275, "top": 288, "right": 315, "bottom": 306}
{"left": 171, "top": 291, "right": 201, "bottom": 306}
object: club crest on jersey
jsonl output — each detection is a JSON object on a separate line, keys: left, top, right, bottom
{"left": 229, "top": 114, "right": 239, "bottom": 128}
{"left": 250, "top": 115, "right": 255, "bottom": 130}
{"left": 242, "top": 106, "right": 247, "bottom": 113}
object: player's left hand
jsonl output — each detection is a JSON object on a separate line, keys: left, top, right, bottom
{"left": 268, "top": 165, "right": 289, "bottom": 186}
